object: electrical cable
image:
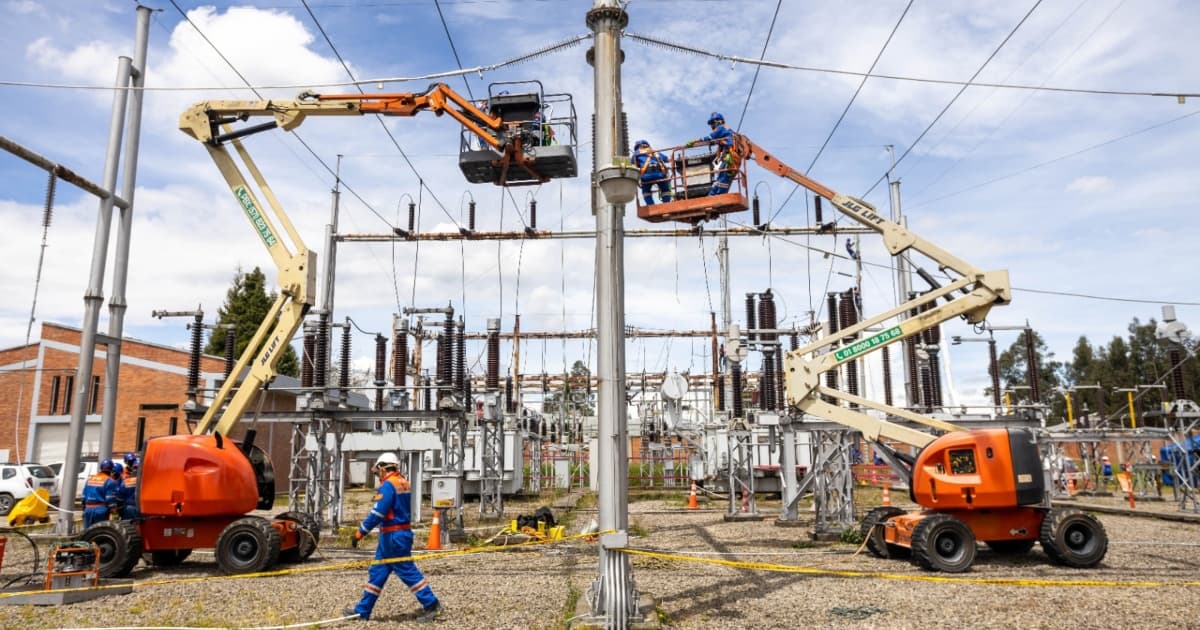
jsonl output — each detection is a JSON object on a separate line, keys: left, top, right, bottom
{"left": 433, "top": 0, "right": 476, "bottom": 100}
{"left": 733, "top": 0, "right": 783, "bottom": 133}
{"left": 623, "top": 31, "right": 1196, "bottom": 100}
{"left": 860, "top": 0, "right": 1046, "bottom": 199}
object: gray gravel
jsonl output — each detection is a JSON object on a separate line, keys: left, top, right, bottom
{"left": 0, "top": 490, "right": 1197, "bottom": 629}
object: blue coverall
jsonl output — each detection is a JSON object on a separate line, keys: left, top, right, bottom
{"left": 82, "top": 472, "right": 119, "bottom": 528}
{"left": 352, "top": 471, "right": 439, "bottom": 620}
{"left": 695, "top": 123, "right": 736, "bottom": 195}
{"left": 632, "top": 150, "right": 672, "bottom": 205}
{"left": 118, "top": 474, "right": 139, "bottom": 520}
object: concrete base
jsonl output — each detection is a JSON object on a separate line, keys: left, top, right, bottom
{"left": 0, "top": 578, "right": 133, "bottom": 606}
{"left": 573, "top": 593, "right": 661, "bottom": 629}
{"left": 810, "top": 529, "right": 843, "bottom": 542}
{"left": 773, "top": 518, "right": 807, "bottom": 528}
{"left": 722, "top": 512, "right": 766, "bottom": 522}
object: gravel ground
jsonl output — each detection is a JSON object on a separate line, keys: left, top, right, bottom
{"left": 0, "top": 488, "right": 1197, "bottom": 630}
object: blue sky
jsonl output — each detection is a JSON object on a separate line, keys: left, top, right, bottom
{"left": 1, "top": 0, "right": 1198, "bottom": 411}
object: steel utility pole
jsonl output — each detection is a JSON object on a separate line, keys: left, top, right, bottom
{"left": 58, "top": 5, "right": 151, "bottom": 535}
{"left": 586, "top": 0, "right": 642, "bottom": 627}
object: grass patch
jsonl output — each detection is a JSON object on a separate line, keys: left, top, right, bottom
{"left": 839, "top": 525, "right": 863, "bottom": 545}
{"left": 628, "top": 519, "right": 649, "bottom": 538}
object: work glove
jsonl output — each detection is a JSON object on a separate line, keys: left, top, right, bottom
{"left": 685, "top": 140, "right": 696, "bottom": 148}
{"left": 352, "top": 531, "right": 363, "bottom": 548}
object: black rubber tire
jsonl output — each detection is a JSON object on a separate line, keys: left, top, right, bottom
{"left": 143, "top": 549, "right": 192, "bottom": 567}
{"left": 275, "top": 511, "right": 321, "bottom": 563}
{"left": 860, "top": 506, "right": 905, "bottom": 559}
{"left": 0, "top": 493, "right": 14, "bottom": 516}
{"left": 911, "top": 513, "right": 976, "bottom": 573}
{"left": 82, "top": 520, "right": 143, "bottom": 578}
{"left": 985, "top": 539, "right": 1037, "bottom": 554}
{"left": 215, "top": 516, "right": 281, "bottom": 575}
{"left": 1039, "top": 508, "right": 1108, "bottom": 568}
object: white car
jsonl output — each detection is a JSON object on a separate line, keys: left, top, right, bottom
{"left": 48, "top": 460, "right": 101, "bottom": 503}
{"left": 0, "top": 463, "right": 61, "bottom": 516}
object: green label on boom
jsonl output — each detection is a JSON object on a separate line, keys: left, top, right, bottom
{"left": 235, "top": 186, "right": 278, "bottom": 248}
{"left": 834, "top": 325, "right": 902, "bottom": 362}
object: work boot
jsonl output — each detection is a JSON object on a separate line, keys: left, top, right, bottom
{"left": 416, "top": 602, "right": 443, "bottom": 624}
{"left": 342, "top": 607, "right": 363, "bottom": 621}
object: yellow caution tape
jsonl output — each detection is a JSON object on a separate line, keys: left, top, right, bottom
{"left": 616, "top": 547, "right": 1200, "bottom": 589}
{"left": 0, "top": 528, "right": 612, "bottom": 600}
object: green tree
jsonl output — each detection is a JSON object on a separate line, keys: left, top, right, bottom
{"left": 995, "top": 329, "right": 1063, "bottom": 418}
{"left": 542, "top": 360, "right": 595, "bottom": 417}
{"left": 205, "top": 266, "right": 299, "bottom": 377}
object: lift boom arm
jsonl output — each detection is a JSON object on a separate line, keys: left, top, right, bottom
{"left": 729, "top": 135, "right": 1012, "bottom": 448}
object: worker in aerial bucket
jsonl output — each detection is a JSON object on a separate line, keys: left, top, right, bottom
{"left": 631, "top": 139, "right": 672, "bottom": 205}
{"left": 344, "top": 452, "right": 442, "bottom": 623}
{"left": 686, "top": 111, "right": 739, "bottom": 195}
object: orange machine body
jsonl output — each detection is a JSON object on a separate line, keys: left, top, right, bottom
{"left": 139, "top": 435, "right": 259, "bottom": 518}
{"left": 885, "top": 427, "right": 1049, "bottom": 548}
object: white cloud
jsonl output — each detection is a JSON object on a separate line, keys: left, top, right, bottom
{"left": 1065, "top": 175, "right": 1114, "bottom": 194}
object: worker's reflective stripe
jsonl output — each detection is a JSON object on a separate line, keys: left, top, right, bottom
{"left": 369, "top": 509, "right": 384, "bottom": 519}
{"left": 380, "top": 524, "right": 411, "bottom": 533}
{"left": 363, "top": 583, "right": 381, "bottom": 595}
{"left": 409, "top": 579, "right": 427, "bottom": 593}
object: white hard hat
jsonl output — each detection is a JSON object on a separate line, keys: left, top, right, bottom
{"left": 375, "top": 452, "right": 400, "bottom": 469}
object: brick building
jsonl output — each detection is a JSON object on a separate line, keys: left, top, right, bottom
{"left": 0, "top": 322, "right": 297, "bottom": 491}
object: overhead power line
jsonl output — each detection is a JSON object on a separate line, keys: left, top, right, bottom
{"left": 624, "top": 32, "right": 1198, "bottom": 101}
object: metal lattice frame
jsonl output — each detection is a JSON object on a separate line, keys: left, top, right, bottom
{"left": 288, "top": 416, "right": 346, "bottom": 529}
{"left": 479, "top": 415, "right": 504, "bottom": 519}
{"left": 726, "top": 429, "right": 757, "bottom": 515}
{"left": 810, "top": 429, "right": 856, "bottom": 535}
{"left": 527, "top": 425, "right": 543, "bottom": 493}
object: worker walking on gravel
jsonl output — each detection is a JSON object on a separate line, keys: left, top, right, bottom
{"left": 344, "top": 452, "right": 442, "bottom": 623}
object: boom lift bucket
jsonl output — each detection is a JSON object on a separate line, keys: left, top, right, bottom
{"left": 635, "top": 143, "right": 748, "bottom": 224}
{"left": 459, "top": 81, "right": 578, "bottom": 186}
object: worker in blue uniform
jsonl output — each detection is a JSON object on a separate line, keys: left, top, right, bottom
{"left": 82, "top": 459, "right": 118, "bottom": 528}
{"left": 118, "top": 456, "right": 140, "bottom": 520}
{"left": 344, "top": 452, "right": 441, "bottom": 623}
{"left": 631, "top": 139, "right": 672, "bottom": 205}
{"left": 686, "top": 112, "right": 738, "bottom": 195}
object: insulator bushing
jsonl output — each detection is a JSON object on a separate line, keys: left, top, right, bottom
{"left": 424, "top": 375, "right": 433, "bottom": 411}
{"left": 394, "top": 319, "right": 408, "bottom": 387}
{"left": 827, "top": 293, "right": 840, "bottom": 334}
{"left": 774, "top": 350, "right": 785, "bottom": 412}
{"left": 920, "top": 365, "right": 935, "bottom": 413}
{"left": 505, "top": 375, "right": 514, "bottom": 413}
{"left": 486, "top": 318, "right": 500, "bottom": 390}
{"left": 42, "top": 171, "right": 56, "bottom": 228}
{"left": 814, "top": 195, "right": 823, "bottom": 225}
{"left": 468, "top": 201, "right": 476, "bottom": 232}
{"left": 988, "top": 339, "right": 1001, "bottom": 407}
{"left": 315, "top": 313, "right": 329, "bottom": 388}
{"left": 752, "top": 195, "right": 761, "bottom": 226}
{"left": 1170, "top": 348, "right": 1186, "bottom": 401}
{"left": 716, "top": 373, "right": 726, "bottom": 411}
{"left": 761, "top": 352, "right": 774, "bottom": 411}
{"left": 375, "top": 334, "right": 386, "bottom": 410}
{"left": 339, "top": 318, "right": 351, "bottom": 390}
{"left": 407, "top": 202, "right": 416, "bottom": 233}
{"left": 455, "top": 317, "right": 466, "bottom": 396}
{"left": 223, "top": 327, "right": 236, "bottom": 379}
{"left": 790, "top": 333, "right": 798, "bottom": 352}
{"left": 187, "top": 315, "right": 203, "bottom": 401}
{"left": 1024, "top": 328, "right": 1041, "bottom": 403}
{"left": 731, "top": 363, "right": 744, "bottom": 419}
{"left": 439, "top": 311, "right": 453, "bottom": 386}
{"left": 529, "top": 200, "right": 537, "bottom": 230}
{"left": 881, "top": 345, "right": 893, "bottom": 407}
{"left": 301, "top": 330, "right": 314, "bottom": 388}
{"left": 758, "top": 290, "right": 777, "bottom": 342}
{"left": 928, "top": 351, "right": 943, "bottom": 408}
{"left": 745, "top": 293, "right": 757, "bottom": 344}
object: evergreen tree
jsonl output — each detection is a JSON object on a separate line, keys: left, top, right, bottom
{"left": 542, "top": 360, "right": 595, "bottom": 417}
{"left": 205, "top": 266, "right": 300, "bottom": 377}
{"left": 995, "top": 329, "right": 1064, "bottom": 418}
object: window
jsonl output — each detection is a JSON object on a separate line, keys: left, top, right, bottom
{"left": 1, "top": 468, "right": 14, "bottom": 480}
{"left": 89, "top": 375, "right": 101, "bottom": 414}
{"left": 62, "top": 375, "right": 74, "bottom": 415}
{"left": 49, "top": 375, "right": 62, "bottom": 414}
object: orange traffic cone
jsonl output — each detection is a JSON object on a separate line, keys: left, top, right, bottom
{"left": 740, "top": 489, "right": 750, "bottom": 513}
{"left": 688, "top": 482, "right": 699, "bottom": 510}
{"left": 881, "top": 484, "right": 891, "bottom": 506}
{"left": 1068, "top": 477, "right": 1076, "bottom": 495}
{"left": 426, "top": 509, "right": 442, "bottom": 551}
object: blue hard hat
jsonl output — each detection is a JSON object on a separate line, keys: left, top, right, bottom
{"left": 707, "top": 111, "right": 725, "bottom": 125}
{"left": 124, "top": 452, "right": 138, "bottom": 465}
{"left": 100, "top": 459, "right": 114, "bottom": 472}
{"left": 112, "top": 462, "right": 124, "bottom": 476}
{"left": 634, "top": 139, "right": 650, "bottom": 149}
